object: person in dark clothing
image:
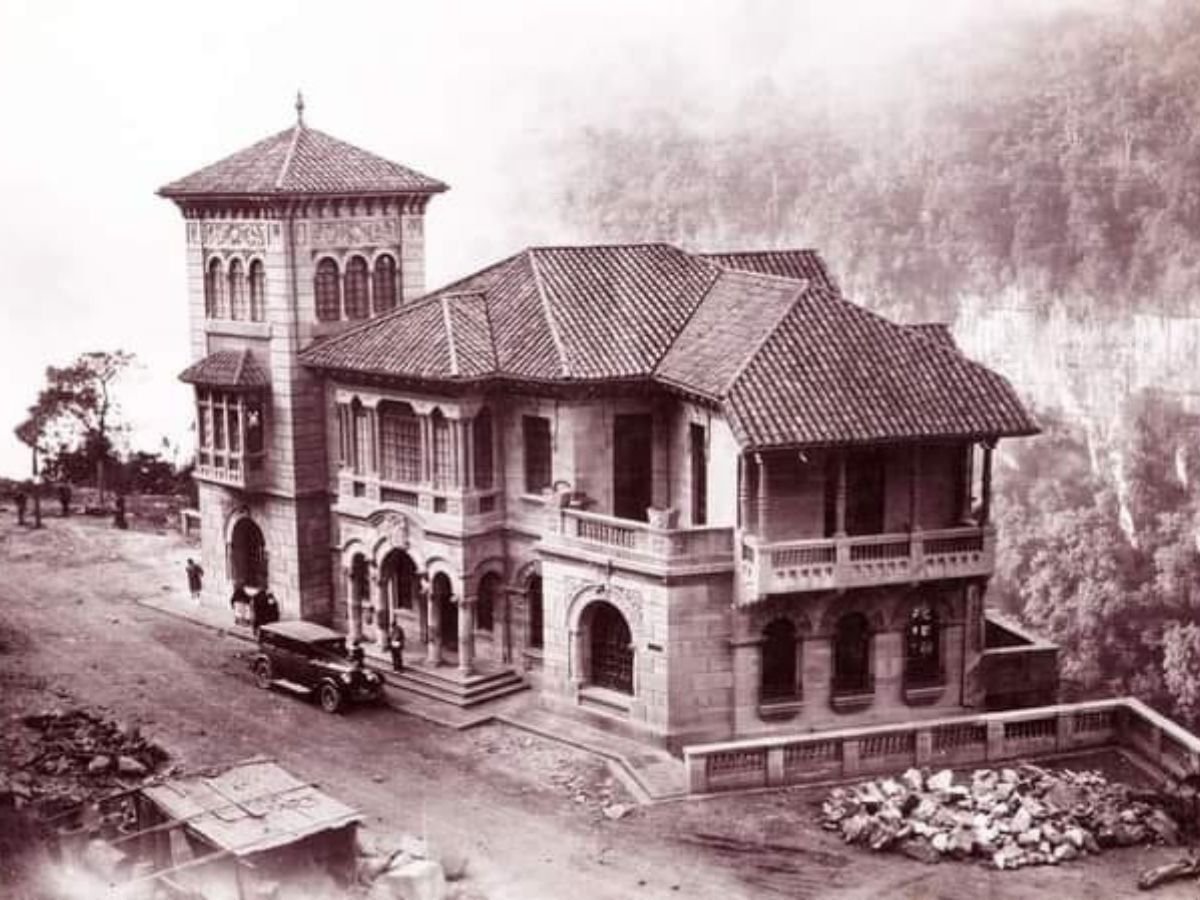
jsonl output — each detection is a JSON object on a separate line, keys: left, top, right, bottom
{"left": 230, "top": 583, "right": 250, "bottom": 627}
{"left": 388, "top": 621, "right": 406, "bottom": 672}
{"left": 113, "top": 495, "right": 128, "bottom": 530}
{"left": 185, "top": 559, "right": 204, "bottom": 602}
{"left": 58, "top": 484, "right": 71, "bottom": 517}
{"left": 15, "top": 490, "right": 27, "bottom": 526}
{"left": 261, "top": 590, "right": 280, "bottom": 627}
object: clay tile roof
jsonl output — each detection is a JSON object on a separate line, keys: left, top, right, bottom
{"left": 701, "top": 249, "right": 838, "bottom": 294}
{"left": 158, "top": 124, "right": 447, "bottom": 199}
{"left": 179, "top": 349, "right": 270, "bottom": 390}
{"left": 300, "top": 244, "right": 1037, "bottom": 447}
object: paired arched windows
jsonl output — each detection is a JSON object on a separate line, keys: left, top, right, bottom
{"left": 313, "top": 254, "right": 400, "bottom": 322}
{"left": 344, "top": 257, "right": 370, "bottom": 320}
{"left": 204, "top": 257, "right": 265, "bottom": 322}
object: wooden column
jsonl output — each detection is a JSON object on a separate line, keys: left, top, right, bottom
{"left": 909, "top": 445, "right": 922, "bottom": 531}
{"left": 835, "top": 452, "right": 847, "bottom": 537}
{"left": 755, "top": 453, "right": 768, "bottom": 541}
{"left": 980, "top": 443, "right": 994, "bottom": 525}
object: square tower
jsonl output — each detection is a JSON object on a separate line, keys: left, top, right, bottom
{"left": 160, "top": 99, "right": 447, "bottom": 622}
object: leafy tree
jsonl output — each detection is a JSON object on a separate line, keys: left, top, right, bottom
{"left": 18, "top": 351, "right": 134, "bottom": 503}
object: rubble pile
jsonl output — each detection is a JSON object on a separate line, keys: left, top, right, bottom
{"left": 1, "top": 708, "right": 169, "bottom": 822}
{"left": 821, "top": 765, "right": 1181, "bottom": 870}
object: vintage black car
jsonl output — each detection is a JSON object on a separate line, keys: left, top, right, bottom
{"left": 252, "top": 621, "right": 384, "bottom": 713}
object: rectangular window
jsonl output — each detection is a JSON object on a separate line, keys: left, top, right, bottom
{"left": 473, "top": 412, "right": 494, "bottom": 489}
{"left": 197, "top": 399, "right": 210, "bottom": 449}
{"left": 380, "top": 412, "right": 422, "bottom": 483}
{"left": 523, "top": 415, "right": 551, "bottom": 494}
{"left": 352, "top": 407, "right": 371, "bottom": 475}
{"left": 227, "top": 404, "right": 241, "bottom": 453}
{"left": 212, "top": 395, "right": 226, "bottom": 451}
{"left": 690, "top": 423, "right": 707, "bottom": 526}
{"left": 432, "top": 415, "right": 453, "bottom": 486}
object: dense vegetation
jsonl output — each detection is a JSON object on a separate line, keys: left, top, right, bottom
{"left": 556, "top": 0, "right": 1200, "bottom": 320}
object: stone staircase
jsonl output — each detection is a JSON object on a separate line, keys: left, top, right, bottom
{"left": 378, "top": 660, "right": 528, "bottom": 708}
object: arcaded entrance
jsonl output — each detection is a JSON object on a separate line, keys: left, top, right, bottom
{"left": 583, "top": 601, "right": 633, "bottom": 694}
{"left": 230, "top": 518, "right": 267, "bottom": 588}
{"left": 433, "top": 572, "right": 457, "bottom": 652}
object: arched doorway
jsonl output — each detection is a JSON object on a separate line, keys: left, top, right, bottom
{"left": 526, "top": 574, "right": 544, "bottom": 650}
{"left": 433, "top": 572, "right": 457, "bottom": 652}
{"left": 761, "top": 618, "right": 798, "bottom": 702}
{"left": 583, "top": 601, "right": 633, "bottom": 694}
{"left": 230, "top": 518, "right": 266, "bottom": 588}
{"left": 378, "top": 549, "right": 419, "bottom": 645}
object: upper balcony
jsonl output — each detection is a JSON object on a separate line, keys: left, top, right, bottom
{"left": 196, "top": 448, "right": 269, "bottom": 493}
{"left": 539, "top": 506, "right": 736, "bottom": 577}
{"left": 738, "top": 525, "right": 994, "bottom": 601}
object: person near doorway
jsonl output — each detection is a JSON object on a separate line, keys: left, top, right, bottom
{"left": 230, "top": 583, "right": 250, "bottom": 628}
{"left": 58, "top": 484, "right": 71, "bottom": 517}
{"left": 388, "top": 621, "right": 406, "bottom": 672}
{"left": 261, "top": 590, "right": 280, "bottom": 628}
{"left": 185, "top": 559, "right": 204, "bottom": 603}
{"left": 15, "top": 489, "right": 27, "bottom": 526}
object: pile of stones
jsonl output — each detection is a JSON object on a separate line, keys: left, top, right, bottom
{"left": 1, "top": 708, "right": 169, "bottom": 822}
{"left": 821, "top": 764, "right": 1182, "bottom": 870}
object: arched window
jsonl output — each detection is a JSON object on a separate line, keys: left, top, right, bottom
{"left": 833, "top": 613, "right": 872, "bottom": 695}
{"left": 477, "top": 572, "right": 500, "bottom": 633}
{"left": 350, "top": 398, "right": 369, "bottom": 474}
{"left": 381, "top": 549, "right": 416, "bottom": 612}
{"left": 378, "top": 401, "right": 421, "bottom": 483}
{"left": 431, "top": 409, "right": 452, "bottom": 487}
{"left": 761, "top": 618, "right": 798, "bottom": 703}
{"left": 344, "top": 256, "right": 369, "bottom": 320}
{"left": 228, "top": 259, "right": 247, "bottom": 321}
{"left": 473, "top": 408, "right": 493, "bottom": 489}
{"left": 905, "top": 605, "right": 942, "bottom": 686}
{"left": 373, "top": 255, "right": 398, "bottom": 313}
{"left": 205, "top": 258, "right": 225, "bottom": 319}
{"left": 586, "top": 601, "right": 633, "bottom": 695}
{"left": 248, "top": 260, "right": 265, "bottom": 321}
{"left": 315, "top": 258, "right": 341, "bottom": 322}
{"left": 527, "top": 574, "right": 544, "bottom": 650}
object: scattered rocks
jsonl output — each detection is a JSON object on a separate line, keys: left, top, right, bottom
{"left": 821, "top": 765, "right": 1182, "bottom": 870}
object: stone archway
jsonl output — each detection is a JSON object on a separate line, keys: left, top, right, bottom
{"left": 580, "top": 600, "right": 634, "bottom": 695}
{"left": 230, "top": 517, "right": 267, "bottom": 588}
{"left": 433, "top": 572, "right": 457, "bottom": 653}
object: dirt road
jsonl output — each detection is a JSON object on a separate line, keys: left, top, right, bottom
{"left": 0, "top": 514, "right": 1194, "bottom": 899}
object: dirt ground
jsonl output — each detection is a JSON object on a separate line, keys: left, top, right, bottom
{"left": 1, "top": 512, "right": 1198, "bottom": 899}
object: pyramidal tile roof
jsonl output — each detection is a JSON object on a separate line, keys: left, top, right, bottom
{"left": 158, "top": 122, "right": 447, "bottom": 199}
{"left": 179, "top": 349, "right": 270, "bottom": 390}
{"left": 301, "top": 244, "right": 1037, "bottom": 449}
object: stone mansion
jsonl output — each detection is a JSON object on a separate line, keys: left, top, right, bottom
{"left": 159, "top": 106, "right": 1043, "bottom": 749}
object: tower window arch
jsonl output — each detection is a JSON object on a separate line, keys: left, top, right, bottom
{"left": 248, "top": 259, "right": 265, "bottom": 321}
{"left": 373, "top": 255, "right": 398, "bottom": 313}
{"left": 315, "top": 258, "right": 341, "bottom": 322}
{"left": 228, "top": 258, "right": 247, "bottom": 321}
{"left": 205, "top": 258, "right": 225, "bottom": 319}
{"left": 344, "top": 256, "right": 370, "bottom": 320}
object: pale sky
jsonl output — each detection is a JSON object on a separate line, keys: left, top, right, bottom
{"left": 0, "top": 0, "right": 1082, "bottom": 478}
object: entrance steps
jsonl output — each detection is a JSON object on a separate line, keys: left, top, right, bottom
{"left": 377, "top": 659, "right": 528, "bottom": 708}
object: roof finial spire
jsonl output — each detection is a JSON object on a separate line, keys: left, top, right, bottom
{"left": 295, "top": 90, "right": 305, "bottom": 126}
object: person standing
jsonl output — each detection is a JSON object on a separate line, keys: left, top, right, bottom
{"left": 262, "top": 590, "right": 280, "bottom": 627}
{"left": 388, "top": 621, "right": 406, "bottom": 672}
{"left": 14, "top": 489, "right": 27, "bottom": 526}
{"left": 58, "top": 484, "right": 71, "bottom": 517}
{"left": 230, "top": 583, "right": 250, "bottom": 628}
{"left": 185, "top": 559, "right": 204, "bottom": 603}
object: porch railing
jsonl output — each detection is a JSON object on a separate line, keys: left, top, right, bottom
{"left": 543, "top": 508, "right": 735, "bottom": 571}
{"left": 739, "top": 525, "right": 993, "bottom": 600}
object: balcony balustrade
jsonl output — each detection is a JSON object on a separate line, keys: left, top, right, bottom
{"left": 195, "top": 449, "right": 268, "bottom": 492}
{"left": 336, "top": 472, "right": 503, "bottom": 527}
{"left": 738, "top": 525, "right": 994, "bottom": 601}
{"left": 539, "top": 507, "right": 735, "bottom": 575}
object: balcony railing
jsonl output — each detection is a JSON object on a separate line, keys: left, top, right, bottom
{"left": 195, "top": 449, "right": 268, "bottom": 491}
{"left": 337, "top": 472, "right": 502, "bottom": 524}
{"left": 738, "top": 525, "right": 994, "bottom": 601}
{"left": 540, "top": 508, "right": 735, "bottom": 574}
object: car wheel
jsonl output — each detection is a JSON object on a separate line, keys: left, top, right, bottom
{"left": 253, "top": 658, "right": 273, "bottom": 690}
{"left": 318, "top": 682, "right": 343, "bottom": 714}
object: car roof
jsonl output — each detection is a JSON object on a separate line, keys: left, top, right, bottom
{"left": 260, "top": 620, "right": 344, "bottom": 643}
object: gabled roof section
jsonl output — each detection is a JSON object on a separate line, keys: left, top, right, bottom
{"left": 158, "top": 123, "right": 447, "bottom": 199}
{"left": 725, "top": 286, "right": 1038, "bottom": 448}
{"left": 300, "top": 244, "right": 1037, "bottom": 447}
{"left": 702, "top": 249, "right": 838, "bottom": 294}
{"left": 179, "top": 349, "right": 270, "bottom": 390}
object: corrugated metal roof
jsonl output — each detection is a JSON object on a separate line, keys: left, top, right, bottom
{"left": 140, "top": 759, "right": 361, "bottom": 858}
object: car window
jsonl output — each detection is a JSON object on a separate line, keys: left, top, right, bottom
{"left": 312, "top": 638, "right": 347, "bottom": 658}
